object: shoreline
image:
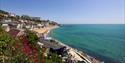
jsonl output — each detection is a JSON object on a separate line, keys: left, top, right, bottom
{"left": 33, "top": 25, "right": 103, "bottom": 63}
{"left": 49, "top": 26, "right": 102, "bottom": 63}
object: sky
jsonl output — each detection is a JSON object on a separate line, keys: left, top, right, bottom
{"left": 0, "top": 0, "right": 124, "bottom": 24}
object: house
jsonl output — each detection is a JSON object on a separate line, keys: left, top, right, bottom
{"left": 19, "top": 19, "right": 24, "bottom": 23}
{"left": 40, "top": 40, "right": 67, "bottom": 56}
{"left": 1, "top": 23, "right": 10, "bottom": 32}
{"left": 9, "top": 13, "right": 16, "bottom": 17}
{"left": 8, "top": 22, "right": 18, "bottom": 29}
{"left": 4, "top": 19, "right": 12, "bottom": 22}
{"left": 44, "top": 37, "right": 52, "bottom": 41}
{"left": 8, "top": 29, "right": 24, "bottom": 38}
{"left": 37, "top": 24, "right": 44, "bottom": 28}
{"left": 25, "top": 25, "right": 31, "bottom": 29}
{"left": 17, "top": 23, "right": 23, "bottom": 29}
{"left": 44, "top": 22, "right": 49, "bottom": 27}
{"left": 31, "top": 17, "right": 40, "bottom": 21}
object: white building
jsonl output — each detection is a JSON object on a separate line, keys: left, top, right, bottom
{"left": 9, "top": 13, "right": 16, "bottom": 17}
{"left": 17, "top": 24, "right": 23, "bottom": 29}
{"left": 2, "top": 24, "right": 10, "bottom": 32}
{"left": 5, "top": 19, "right": 12, "bottom": 22}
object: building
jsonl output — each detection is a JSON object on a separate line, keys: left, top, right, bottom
{"left": 31, "top": 17, "right": 40, "bottom": 21}
{"left": 37, "top": 24, "right": 44, "bottom": 28}
{"left": 40, "top": 40, "right": 67, "bottom": 56}
{"left": 9, "top": 13, "right": 16, "bottom": 17}
{"left": 4, "top": 19, "right": 12, "bottom": 22}
{"left": 8, "top": 29, "right": 24, "bottom": 38}
{"left": 1, "top": 23, "right": 10, "bottom": 32}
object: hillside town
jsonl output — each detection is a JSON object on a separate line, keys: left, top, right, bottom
{"left": 0, "top": 10, "right": 102, "bottom": 63}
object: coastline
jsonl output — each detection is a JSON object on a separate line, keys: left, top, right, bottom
{"left": 48, "top": 26, "right": 102, "bottom": 63}
{"left": 32, "top": 25, "right": 102, "bottom": 63}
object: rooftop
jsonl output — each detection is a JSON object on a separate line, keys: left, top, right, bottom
{"left": 8, "top": 29, "right": 20, "bottom": 37}
{"left": 40, "top": 40, "right": 64, "bottom": 50}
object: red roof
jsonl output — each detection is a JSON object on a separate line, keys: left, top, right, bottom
{"left": 8, "top": 29, "right": 20, "bottom": 38}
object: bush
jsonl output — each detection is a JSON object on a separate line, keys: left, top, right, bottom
{"left": 26, "top": 30, "right": 39, "bottom": 45}
{"left": 0, "top": 26, "right": 30, "bottom": 63}
{"left": 46, "top": 52, "right": 63, "bottom": 63}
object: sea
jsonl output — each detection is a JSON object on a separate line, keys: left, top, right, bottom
{"left": 51, "top": 24, "right": 125, "bottom": 63}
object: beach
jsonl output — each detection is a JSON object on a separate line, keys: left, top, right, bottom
{"left": 32, "top": 25, "right": 59, "bottom": 37}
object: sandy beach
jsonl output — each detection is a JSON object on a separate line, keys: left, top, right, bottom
{"left": 32, "top": 25, "right": 59, "bottom": 37}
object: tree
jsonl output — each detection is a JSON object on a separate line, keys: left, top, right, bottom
{"left": 46, "top": 52, "right": 64, "bottom": 63}
{"left": 21, "top": 15, "right": 31, "bottom": 20}
{"left": 0, "top": 10, "right": 9, "bottom": 15}
{"left": 26, "top": 30, "right": 39, "bottom": 45}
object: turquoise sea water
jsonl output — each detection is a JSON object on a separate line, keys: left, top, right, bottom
{"left": 51, "top": 24, "right": 125, "bottom": 63}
